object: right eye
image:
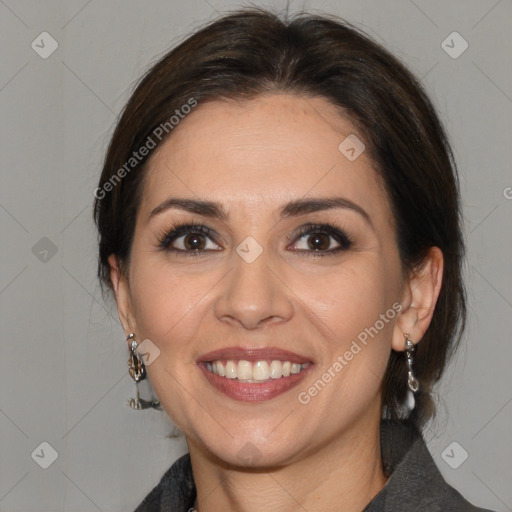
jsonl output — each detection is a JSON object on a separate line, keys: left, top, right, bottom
{"left": 157, "top": 223, "right": 222, "bottom": 256}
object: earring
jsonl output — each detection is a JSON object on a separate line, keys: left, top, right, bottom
{"left": 126, "top": 334, "right": 162, "bottom": 410}
{"left": 403, "top": 332, "right": 419, "bottom": 411}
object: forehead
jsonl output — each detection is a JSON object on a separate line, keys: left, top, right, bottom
{"left": 139, "top": 93, "right": 390, "bottom": 223}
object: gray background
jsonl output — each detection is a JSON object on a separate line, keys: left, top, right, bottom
{"left": 0, "top": 0, "right": 511, "bottom": 511}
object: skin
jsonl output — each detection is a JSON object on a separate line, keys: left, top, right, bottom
{"left": 109, "top": 93, "right": 443, "bottom": 512}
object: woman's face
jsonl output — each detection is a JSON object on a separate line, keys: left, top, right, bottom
{"left": 114, "top": 93, "right": 411, "bottom": 467}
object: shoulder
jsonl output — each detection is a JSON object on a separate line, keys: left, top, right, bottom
{"left": 367, "top": 420, "right": 497, "bottom": 512}
{"left": 133, "top": 453, "right": 195, "bottom": 512}
{"left": 407, "top": 436, "right": 495, "bottom": 512}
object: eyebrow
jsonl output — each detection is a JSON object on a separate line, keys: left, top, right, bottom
{"left": 149, "top": 196, "right": 373, "bottom": 228}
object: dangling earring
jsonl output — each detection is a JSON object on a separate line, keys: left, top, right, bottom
{"left": 403, "top": 332, "right": 419, "bottom": 411}
{"left": 126, "top": 333, "right": 161, "bottom": 410}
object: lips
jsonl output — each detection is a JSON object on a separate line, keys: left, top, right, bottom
{"left": 197, "top": 347, "right": 311, "bottom": 364}
{"left": 197, "top": 347, "right": 313, "bottom": 402}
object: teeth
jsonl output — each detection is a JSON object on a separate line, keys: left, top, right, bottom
{"left": 204, "top": 359, "right": 309, "bottom": 381}
{"left": 291, "top": 363, "right": 301, "bottom": 374}
{"left": 269, "top": 360, "right": 282, "bottom": 379}
{"left": 237, "top": 360, "right": 252, "bottom": 380}
{"left": 215, "top": 360, "right": 225, "bottom": 377}
{"left": 225, "top": 361, "right": 237, "bottom": 379}
{"left": 253, "top": 361, "right": 270, "bottom": 381}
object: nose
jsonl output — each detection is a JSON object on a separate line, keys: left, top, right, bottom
{"left": 213, "top": 248, "right": 294, "bottom": 330}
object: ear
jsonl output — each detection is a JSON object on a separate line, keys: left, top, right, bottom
{"left": 108, "top": 254, "right": 137, "bottom": 336}
{"left": 391, "top": 246, "right": 444, "bottom": 351}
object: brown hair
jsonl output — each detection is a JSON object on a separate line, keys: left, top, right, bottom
{"left": 94, "top": 7, "right": 466, "bottom": 431}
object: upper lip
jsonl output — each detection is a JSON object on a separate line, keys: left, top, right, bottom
{"left": 197, "top": 346, "right": 312, "bottom": 364}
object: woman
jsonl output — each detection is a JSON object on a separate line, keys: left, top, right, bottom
{"left": 94, "top": 7, "right": 495, "bottom": 512}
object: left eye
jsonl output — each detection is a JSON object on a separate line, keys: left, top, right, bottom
{"left": 289, "top": 224, "right": 353, "bottom": 253}
{"left": 293, "top": 232, "right": 340, "bottom": 251}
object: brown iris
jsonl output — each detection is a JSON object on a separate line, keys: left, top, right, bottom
{"left": 308, "top": 233, "right": 330, "bottom": 251}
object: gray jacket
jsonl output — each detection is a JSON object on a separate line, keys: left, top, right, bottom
{"left": 134, "top": 419, "right": 495, "bottom": 511}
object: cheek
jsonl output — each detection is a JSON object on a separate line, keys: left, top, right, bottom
{"left": 294, "top": 259, "right": 398, "bottom": 392}
{"left": 127, "top": 257, "right": 213, "bottom": 428}
{"left": 295, "top": 258, "right": 398, "bottom": 338}
{"left": 128, "top": 237, "right": 200, "bottom": 327}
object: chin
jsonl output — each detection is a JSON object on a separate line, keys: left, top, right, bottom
{"left": 185, "top": 416, "right": 314, "bottom": 470}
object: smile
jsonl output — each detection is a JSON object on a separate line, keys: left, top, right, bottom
{"left": 204, "top": 359, "right": 311, "bottom": 382}
{"left": 197, "top": 347, "right": 313, "bottom": 401}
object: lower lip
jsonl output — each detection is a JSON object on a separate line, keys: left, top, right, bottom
{"left": 198, "top": 363, "right": 313, "bottom": 402}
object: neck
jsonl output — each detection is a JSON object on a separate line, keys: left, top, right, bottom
{"left": 188, "top": 409, "right": 388, "bottom": 512}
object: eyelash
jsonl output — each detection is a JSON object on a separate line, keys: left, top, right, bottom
{"left": 156, "top": 222, "right": 354, "bottom": 257}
